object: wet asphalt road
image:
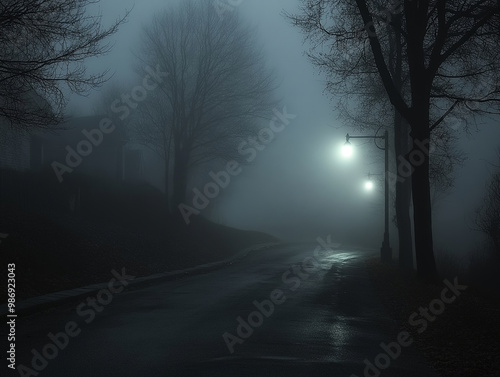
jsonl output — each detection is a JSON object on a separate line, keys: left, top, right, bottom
{"left": 7, "top": 244, "right": 440, "bottom": 377}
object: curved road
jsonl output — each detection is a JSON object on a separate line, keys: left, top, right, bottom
{"left": 11, "top": 244, "right": 440, "bottom": 377}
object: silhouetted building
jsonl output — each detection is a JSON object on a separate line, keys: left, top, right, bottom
{"left": 30, "top": 115, "right": 127, "bottom": 182}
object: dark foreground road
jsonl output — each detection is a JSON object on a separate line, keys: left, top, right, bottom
{"left": 6, "top": 244, "right": 440, "bottom": 377}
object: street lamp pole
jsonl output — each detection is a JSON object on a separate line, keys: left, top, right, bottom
{"left": 345, "top": 131, "right": 392, "bottom": 263}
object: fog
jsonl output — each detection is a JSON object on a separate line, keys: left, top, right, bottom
{"left": 65, "top": 0, "right": 500, "bottom": 255}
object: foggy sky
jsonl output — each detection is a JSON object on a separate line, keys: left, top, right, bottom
{"left": 66, "top": 0, "right": 500, "bottom": 256}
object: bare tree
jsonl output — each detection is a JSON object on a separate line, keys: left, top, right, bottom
{"left": 287, "top": 1, "right": 461, "bottom": 271}
{"left": 133, "top": 0, "right": 277, "bottom": 218}
{"left": 289, "top": 0, "right": 500, "bottom": 278}
{"left": 355, "top": 0, "right": 500, "bottom": 279}
{"left": 0, "top": 0, "right": 129, "bottom": 131}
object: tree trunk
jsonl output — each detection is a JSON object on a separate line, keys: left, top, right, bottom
{"left": 410, "top": 122, "right": 437, "bottom": 279}
{"left": 388, "top": 12, "right": 413, "bottom": 270}
{"left": 173, "top": 164, "right": 187, "bottom": 207}
{"left": 172, "top": 147, "right": 189, "bottom": 224}
{"left": 405, "top": 4, "right": 437, "bottom": 279}
{"left": 164, "top": 159, "right": 171, "bottom": 216}
{"left": 394, "top": 113, "right": 414, "bottom": 269}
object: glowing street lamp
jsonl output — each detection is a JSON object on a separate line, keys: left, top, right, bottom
{"left": 364, "top": 172, "right": 377, "bottom": 191}
{"left": 343, "top": 131, "right": 392, "bottom": 263}
{"left": 341, "top": 140, "right": 353, "bottom": 158}
{"left": 364, "top": 179, "right": 374, "bottom": 191}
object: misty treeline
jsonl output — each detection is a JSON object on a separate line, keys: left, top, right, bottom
{"left": 288, "top": 0, "right": 500, "bottom": 278}
{"left": 95, "top": 0, "right": 278, "bottom": 221}
{"left": 0, "top": 0, "right": 279, "bottom": 224}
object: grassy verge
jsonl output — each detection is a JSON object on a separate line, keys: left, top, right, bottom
{"left": 367, "top": 258, "right": 500, "bottom": 377}
{"left": 0, "top": 202, "right": 277, "bottom": 301}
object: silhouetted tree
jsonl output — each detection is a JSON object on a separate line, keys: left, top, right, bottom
{"left": 289, "top": 0, "right": 500, "bottom": 278}
{"left": 0, "top": 0, "right": 128, "bottom": 130}
{"left": 134, "top": 0, "right": 277, "bottom": 218}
